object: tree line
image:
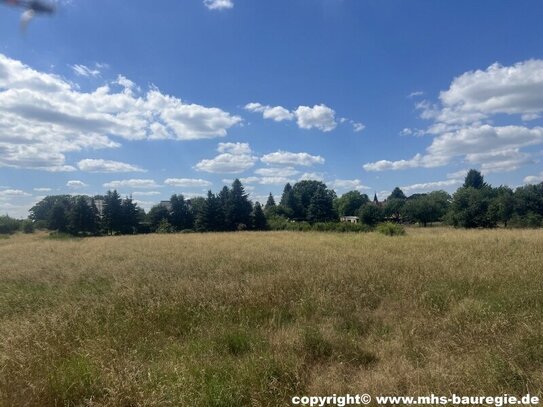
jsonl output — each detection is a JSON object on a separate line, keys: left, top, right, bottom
{"left": 1, "top": 169, "right": 541, "bottom": 236}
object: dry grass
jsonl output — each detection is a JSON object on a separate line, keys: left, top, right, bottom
{"left": 1, "top": 229, "right": 542, "bottom": 406}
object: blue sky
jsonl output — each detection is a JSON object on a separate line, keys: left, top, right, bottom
{"left": 1, "top": 0, "right": 543, "bottom": 217}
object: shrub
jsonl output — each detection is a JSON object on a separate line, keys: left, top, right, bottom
{"left": 21, "top": 220, "right": 35, "bottom": 234}
{"left": 376, "top": 222, "right": 406, "bottom": 236}
{"left": 156, "top": 219, "right": 173, "bottom": 234}
{"left": 0, "top": 215, "right": 21, "bottom": 234}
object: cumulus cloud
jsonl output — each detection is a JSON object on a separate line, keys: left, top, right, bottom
{"left": 244, "top": 103, "right": 294, "bottom": 122}
{"left": 364, "top": 60, "right": 543, "bottom": 175}
{"left": 203, "top": 0, "right": 233, "bottom": 10}
{"left": 329, "top": 179, "right": 371, "bottom": 192}
{"left": 77, "top": 159, "right": 146, "bottom": 173}
{"left": 245, "top": 102, "right": 342, "bottom": 132}
{"left": 103, "top": 179, "right": 160, "bottom": 189}
{"left": 294, "top": 104, "right": 337, "bottom": 132}
{"left": 254, "top": 167, "right": 299, "bottom": 177}
{"left": 401, "top": 179, "right": 462, "bottom": 193}
{"left": 195, "top": 142, "right": 257, "bottom": 174}
{"left": 0, "top": 54, "right": 241, "bottom": 172}
{"left": 164, "top": 178, "right": 212, "bottom": 188}
{"left": 261, "top": 151, "right": 325, "bottom": 167}
{"left": 66, "top": 180, "right": 88, "bottom": 189}
{"left": 524, "top": 173, "right": 543, "bottom": 184}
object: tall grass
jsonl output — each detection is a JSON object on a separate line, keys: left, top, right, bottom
{"left": 0, "top": 229, "right": 542, "bottom": 405}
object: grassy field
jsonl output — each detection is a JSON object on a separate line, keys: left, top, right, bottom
{"left": 1, "top": 229, "right": 542, "bottom": 406}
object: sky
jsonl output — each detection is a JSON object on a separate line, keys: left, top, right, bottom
{"left": 1, "top": 0, "right": 543, "bottom": 217}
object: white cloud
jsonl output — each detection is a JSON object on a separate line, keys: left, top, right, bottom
{"left": 465, "top": 149, "right": 533, "bottom": 173}
{"left": 401, "top": 179, "right": 462, "bottom": 193}
{"left": 0, "top": 54, "right": 241, "bottom": 172}
{"left": 66, "top": 180, "right": 88, "bottom": 189}
{"left": 408, "top": 91, "right": 424, "bottom": 98}
{"left": 294, "top": 104, "right": 337, "bottom": 132}
{"left": 203, "top": 0, "right": 234, "bottom": 10}
{"left": 33, "top": 187, "right": 52, "bottom": 192}
{"left": 254, "top": 167, "right": 299, "bottom": 177}
{"left": 352, "top": 122, "right": 366, "bottom": 133}
{"left": 103, "top": 179, "right": 160, "bottom": 189}
{"left": 438, "top": 60, "right": 543, "bottom": 121}
{"left": 217, "top": 142, "right": 252, "bottom": 155}
{"left": 366, "top": 60, "right": 543, "bottom": 175}
{"left": 363, "top": 153, "right": 447, "bottom": 172}
{"left": 329, "top": 179, "right": 371, "bottom": 191}
{"left": 195, "top": 143, "right": 257, "bottom": 174}
{"left": 524, "top": 173, "right": 543, "bottom": 184}
{"left": 77, "top": 159, "right": 146, "bottom": 173}
{"left": 244, "top": 102, "right": 294, "bottom": 122}
{"left": 299, "top": 172, "right": 325, "bottom": 182}
{"left": 71, "top": 64, "right": 101, "bottom": 78}
{"left": 164, "top": 178, "right": 212, "bottom": 188}
{"left": 0, "top": 189, "right": 31, "bottom": 198}
{"left": 261, "top": 151, "right": 325, "bottom": 167}
{"left": 245, "top": 102, "right": 339, "bottom": 131}
{"left": 132, "top": 191, "right": 161, "bottom": 197}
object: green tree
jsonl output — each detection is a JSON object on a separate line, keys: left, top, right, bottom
{"left": 102, "top": 190, "right": 123, "bottom": 234}
{"left": 49, "top": 203, "right": 69, "bottom": 232}
{"left": 403, "top": 191, "right": 450, "bottom": 227}
{"left": 196, "top": 191, "right": 224, "bottom": 231}
{"left": 120, "top": 197, "right": 139, "bottom": 234}
{"left": 252, "top": 202, "right": 268, "bottom": 230}
{"left": 307, "top": 185, "right": 337, "bottom": 223}
{"left": 278, "top": 183, "right": 298, "bottom": 218}
{"left": 389, "top": 187, "right": 406, "bottom": 200}
{"left": 69, "top": 196, "right": 98, "bottom": 235}
{"left": 225, "top": 179, "right": 252, "bottom": 230}
{"left": 264, "top": 193, "right": 276, "bottom": 211}
{"left": 147, "top": 205, "right": 170, "bottom": 232}
{"left": 335, "top": 191, "right": 369, "bottom": 216}
{"left": 448, "top": 187, "right": 497, "bottom": 228}
{"left": 463, "top": 169, "right": 487, "bottom": 189}
{"left": 169, "top": 194, "right": 194, "bottom": 231}
{"left": 489, "top": 186, "right": 515, "bottom": 227}
{"left": 29, "top": 195, "right": 72, "bottom": 227}
{"left": 358, "top": 204, "right": 384, "bottom": 227}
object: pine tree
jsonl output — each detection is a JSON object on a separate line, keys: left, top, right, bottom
{"left": 170, "top": 194, "right": 194, "bottom": 231}
{"left": 252, "top": 202, "right": 268, "bottom": 230}
{"left": 264, "top": 193, "right": 276, "bottom": 211}
{"left": 225, "top": 179, "right": 252, "bottom": 230}
{"left": 196, "top": 191, "right": 223, "bottom": 231}
{"left": 279, "top": 183, "right": 298, "bottom": 218}
{"left": 49, "top": 203, "right": 68, "bottom": 232}
{"left": 120, "top": 197, "right": 139, "bottom": 234}
{"left": 69, "top": 196, "right": 98, "bottom": 235}
{"left": 102, "top": 190, "right": 123, "bottom": 235}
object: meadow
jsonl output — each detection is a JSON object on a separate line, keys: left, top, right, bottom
{"left": 0, "top": 229, "right": 542, "bottom": 406}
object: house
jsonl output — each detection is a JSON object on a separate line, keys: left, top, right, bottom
{"left": 340, "top": 216, "right": 359, "bottom": 224}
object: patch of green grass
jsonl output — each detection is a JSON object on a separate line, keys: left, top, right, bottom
{"left": 47, "top": 354, "right": 104, "bottom": 406}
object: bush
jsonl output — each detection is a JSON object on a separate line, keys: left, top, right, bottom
{"left": 267, "top": 215, "right": 289, "bottom": 230}
{"left": 156, "top": 219, "right": 173, "bottom": 234}
{"left": 21, "top": 220, "right": 35, "bottom": 234}
{"left": 0, "top": 215, "right": 21, "bottom": 235}
{"left": 508, "top": 213, "right": 543, "bottom": 228}
{"left": 376, "top": 222, "right": 406, "bottom": 236}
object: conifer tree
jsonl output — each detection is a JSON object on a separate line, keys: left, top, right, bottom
{"left": 252, "top": 202, "right": 268, "bottom": 230}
